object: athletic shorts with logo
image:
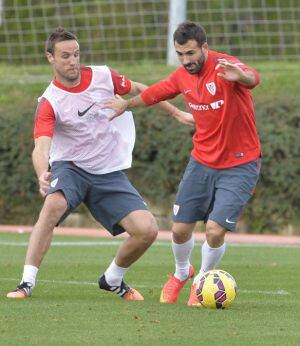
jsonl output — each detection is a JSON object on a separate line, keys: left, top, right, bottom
{"left": 173, "top": 157, "right": 261, "bottom": 231}
{"left": 47, "top": 161, "right": 148, "bottom": 235}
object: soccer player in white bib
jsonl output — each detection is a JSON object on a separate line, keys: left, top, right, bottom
{"left": 7, "top": 27, "right": 194, "bottom": 301}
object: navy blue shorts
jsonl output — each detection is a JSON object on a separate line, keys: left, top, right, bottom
{"left": 47, "top": 161, "right": 148, "bottom": 236}
{"left": 173, "top": 157, "right": 261, "bottom": 231}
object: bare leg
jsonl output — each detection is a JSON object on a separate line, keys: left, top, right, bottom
{"left": 99, "top": 210, "right": 158, "bottom": 300}
{"left": 193, "top": 220, "right": 227, "bottom": 283}
{"left": 205, "top": 219, "right": 226, "bottom": 248}
{"left": 7, "top": 192, "right": 68, "bottom": 298}
{"left": 114, "top": 210, "right": 158, "bottom": 267}
{"left": 25, "top": 191, "right": 68, "bottom": 267}
{"left": 172, "top": 222, "right": 195, "bottom": 243}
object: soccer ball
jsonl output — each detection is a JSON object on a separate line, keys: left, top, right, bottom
{"left": 195, "top": 269, "right": 237, "bottom": 309}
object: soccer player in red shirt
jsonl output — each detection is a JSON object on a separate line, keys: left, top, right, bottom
{"left": 103, "top": 21, "right": 262, "bottom": 306}
{"left": 7, "top": 27, "right": 193, "bottom": 301}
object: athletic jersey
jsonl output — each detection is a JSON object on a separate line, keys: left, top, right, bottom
{"left": 141, "top": 50, "right": 262, "bottom": 169}
{"left": 34, "top": 66, "right": 135, "bottom": 174}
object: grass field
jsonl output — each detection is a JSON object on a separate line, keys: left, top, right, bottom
{"left": 1, "top": 232, "right": 300, "bottom": 345}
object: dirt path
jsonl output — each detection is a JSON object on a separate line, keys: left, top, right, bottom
{"left": 1, "top": 224, "right": 299, "bottom": 246}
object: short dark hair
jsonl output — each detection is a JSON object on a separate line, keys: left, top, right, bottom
{"left": 45, "top": 27, "right": 78, "bottom": 55}
{"left": 173, "top": 21, "right": 207, "bottom": 47}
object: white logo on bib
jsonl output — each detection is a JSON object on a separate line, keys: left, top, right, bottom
{"left": 173, "top": 204, "right": 180, "bottom": 216}
{"left": 50, "top": 178, "right": 59, "bottom": 188}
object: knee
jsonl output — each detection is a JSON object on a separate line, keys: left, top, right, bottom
{"left": 172, "top": 223, "right": 194, "bottom": 243}
{"left": 137, "top": 215, "right": 158, "bottom": 244}
{"left": 206, "top": 221, "right": 226, "bottom": 247}
{"left": 39, "top": 193, "right": 68, "bottom": 223}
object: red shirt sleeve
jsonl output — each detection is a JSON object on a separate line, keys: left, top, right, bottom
{"left": 141, "top": 70, "right": 181, "bottom": 105}
{"left": 240, "top": 65, "right": 260, "bottom": 89}
{"left": 34, "top": 97, "right": 55, "bottom": 138}
{"left": 109, "top": 68, "right": 131, "bottom": 95}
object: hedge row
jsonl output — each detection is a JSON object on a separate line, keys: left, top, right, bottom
{"left": 0, "top": 96, "right": 299, "bottom": 233}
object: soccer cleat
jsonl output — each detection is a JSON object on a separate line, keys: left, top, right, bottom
{"left": 98, "top": 275, "right": 144, "bottom": 301}
{"left": 187, "top": 283, "right": 202, "bottom": 307}
{"left": 160, "top": 265, "right": 194, "bottom": 303}
{"left": 7, "top": 282, "right": 33, "bottom": 299}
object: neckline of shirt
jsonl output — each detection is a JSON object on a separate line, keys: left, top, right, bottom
{"left": 53, "top": 66, "right": 92, "bottom": 93}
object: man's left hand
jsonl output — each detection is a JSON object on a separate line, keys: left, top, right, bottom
{"left": 215, "top": 59, "right": 255, "bottom": 86}
{"left": 172, "top": 110, "right": 195, "bottom": 128}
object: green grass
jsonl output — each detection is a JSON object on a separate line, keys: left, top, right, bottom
{"left": 1, "top": 232, "right": 300, "bottom": 345}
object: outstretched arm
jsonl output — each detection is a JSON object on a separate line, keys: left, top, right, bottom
{"left": 103, "top": 81, "right": 195, "bottom": 127}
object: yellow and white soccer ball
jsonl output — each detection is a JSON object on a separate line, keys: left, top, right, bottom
{"left": 195, "top": 269, "right": 237, "bottom": 309}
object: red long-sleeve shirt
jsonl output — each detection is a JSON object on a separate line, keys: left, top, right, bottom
{"left": 141, "top": 50, "right": 262, "bottom": 169}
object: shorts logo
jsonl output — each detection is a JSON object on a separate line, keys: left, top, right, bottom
{"left": 50, "top": 178, "right": 59, "bottom": 188}
{"left": 225, "top": 217, "right": 236, "bottom": 224}
{"left": 206, "top": 82, "right": 216, "bottom": 95}
{"left": 173, "top": 204, "right": 180, "bottom": 216}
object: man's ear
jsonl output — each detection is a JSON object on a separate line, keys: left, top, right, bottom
{"left": 46, "top": 52, "right": 54, "bottom": 64}
{"left": 202, "top": 42, "right": 208, "bottom": 51}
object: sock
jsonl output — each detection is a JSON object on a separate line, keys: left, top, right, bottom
{"left": 193, "top": 241, "right": 226, "bottom": 284}
{"left": 21, "top": 265, "right": 39, "bottom": 287}
{"left": 172, "top": 236, "right": 194, "bottom": 281}
{"left": 104, "top": 259, "right": 128, "bottom": 287}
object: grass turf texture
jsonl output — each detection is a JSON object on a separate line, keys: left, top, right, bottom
{"left": 1, "top": 232, "right": 299, "bottom": 345}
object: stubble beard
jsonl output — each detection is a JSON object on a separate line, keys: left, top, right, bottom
{"left": 184, "top": 54, "right": 205, "bottom": 75}
{"left": 57, "top": 66, "right": 80, "bottom": 83}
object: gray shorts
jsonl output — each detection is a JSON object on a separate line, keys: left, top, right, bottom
{"left": 47, "top": 161, "right": 148, "bottom": 236}
{"left": 173, "top": 157, "right": 261, "bottom": 231}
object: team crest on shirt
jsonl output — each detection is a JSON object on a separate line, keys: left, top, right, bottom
{"left": 206, "top": 82, "right": 216, "bottom": 95}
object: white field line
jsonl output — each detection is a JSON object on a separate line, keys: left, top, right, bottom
{"left": 0, "top": 241, "right": 125, "bottom": 247}
{"left": 0, "top": 241, "right": 299, "bottom": 248}
{"left": 1, "top": 277, "right": 289, "bottom": 295}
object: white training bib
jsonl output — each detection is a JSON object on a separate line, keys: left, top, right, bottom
{"left": 39, "top": 66, "right": 135, "bottom": 174}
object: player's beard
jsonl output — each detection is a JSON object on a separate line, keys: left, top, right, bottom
{"left": 56, "top": 65, "right": 80, "bottom": 83}
{"left": 184, "top": 54, "right": 206, "bottom": 75}
{"left": 65, "top": 67, "right": 80, "bottom": 81}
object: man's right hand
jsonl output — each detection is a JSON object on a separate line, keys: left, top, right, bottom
{"left": 38, "top": 171, "right": 51, "bottom": 197}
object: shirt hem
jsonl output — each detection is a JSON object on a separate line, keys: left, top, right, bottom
{"left": 191, "top": 150, "right": 262, "bottom": 169}
{"left": 49, "top": 159, "right": 132, "bottom": 175}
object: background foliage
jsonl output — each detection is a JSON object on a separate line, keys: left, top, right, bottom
{"left": 0, "top": 62, "right": 299, "bottom": 233}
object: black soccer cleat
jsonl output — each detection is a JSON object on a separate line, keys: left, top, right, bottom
{"left": 98, "top": 275, "right": 144, "bottom": 301}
